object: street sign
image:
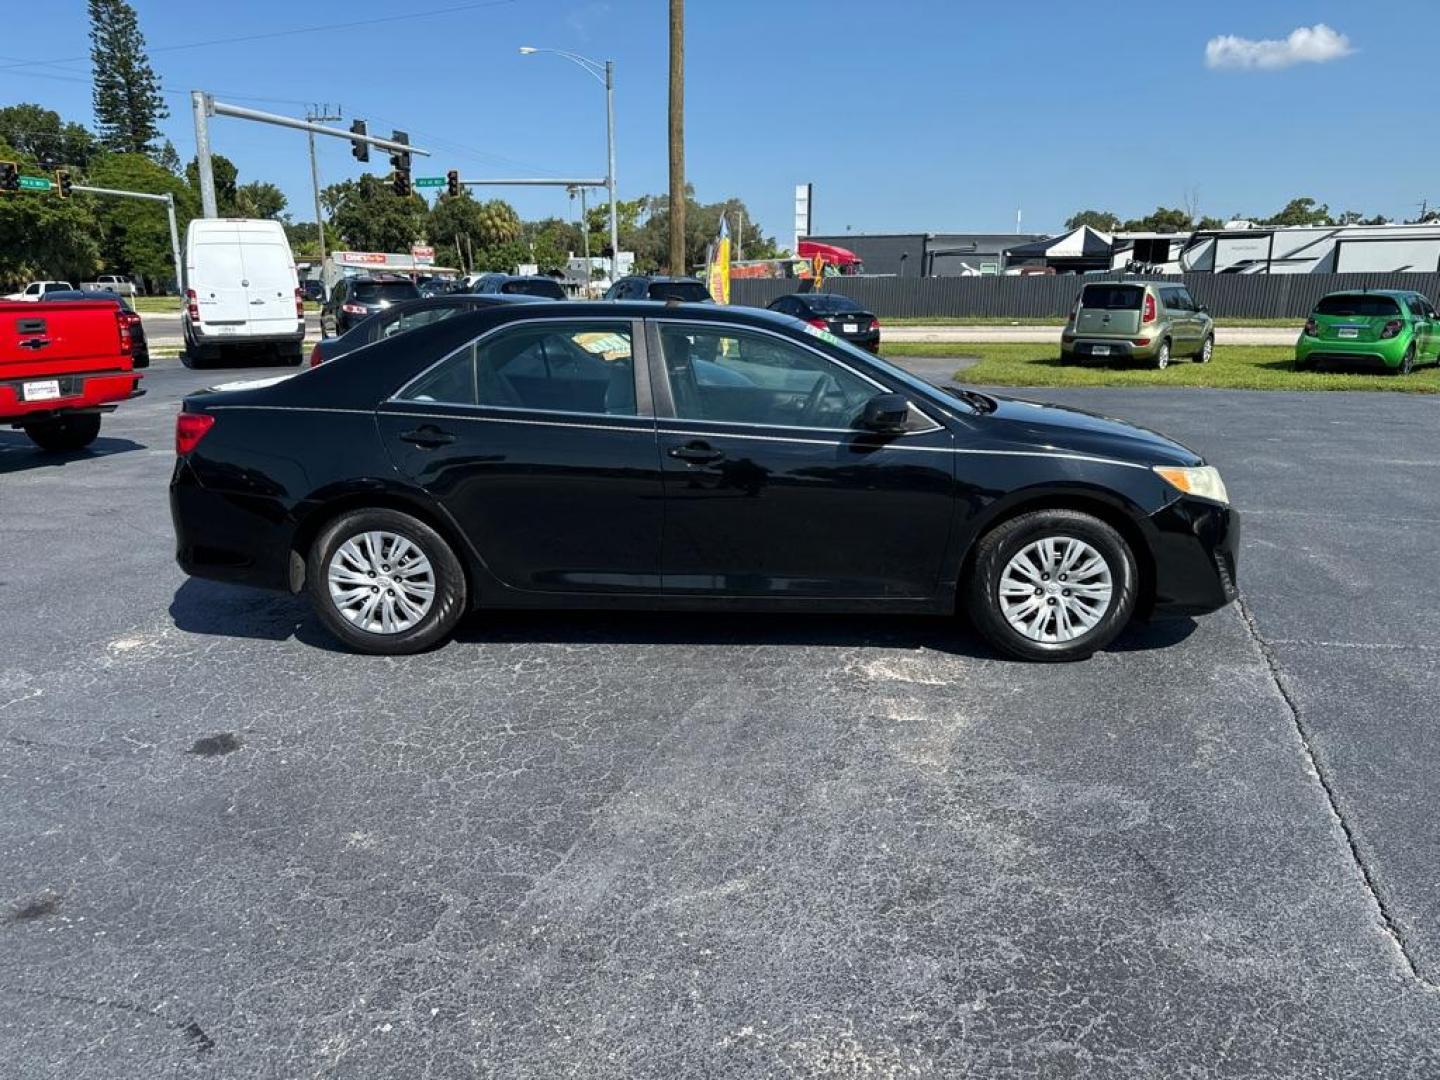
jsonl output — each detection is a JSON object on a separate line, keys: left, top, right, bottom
{"left": 19, "top": 176, "right": 53, "bottom": 192}
{"left": 413, "top": 176, "right": 445, "bottom": 188}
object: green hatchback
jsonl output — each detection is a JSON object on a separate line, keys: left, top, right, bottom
{"left": 1296, "top": 290, "right": 1440, "bottom": 373}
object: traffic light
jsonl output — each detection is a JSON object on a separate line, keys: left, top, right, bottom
{"left": 349, "top": 119, "right": 369, "bottom": 163}
{"left": 0, "top": 162, "right": 17, "bottom": 193}
{"left": 446, "top": 169, "right": 460, "bottom": 198}
{"left": 389, "top": 131, "right": 411, "bottom": 197}
{"left": 55, "top": 168, "right": 72, "bottom": 199}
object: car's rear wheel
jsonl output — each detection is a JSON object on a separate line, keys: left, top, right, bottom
{"left": 23, "top": 413, "right": 102, "bottom": 452}
{"left": 1197, "top": 335, "right": 1214, "bottom": 363}
{"left": 1155, "top": 339, "right": 1171, "bottom": 370}
{"left": 307, "top": 509, "right": 467, "bottom": 655}
{"left": 965, "top": 509, "right": 1138, "bottom": 662}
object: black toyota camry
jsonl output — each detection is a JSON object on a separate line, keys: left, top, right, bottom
{"left": 171, "top": 302, "right": 1238, "bottom": 661}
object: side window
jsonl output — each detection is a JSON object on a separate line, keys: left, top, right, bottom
{"left": 1159, "top": 288, "right": 1183, "bottom": 312}
{"left": 399, "top": 323, "right": 636, "bottom": 416}
{"left": 1178, "top": 289, "right": 1199, "bottom": 311}
{"left": 658, "top": 324, "right": 877, "bottom": 430}
{"left": 383, "top": 306, "right": 462, "bottom": 339}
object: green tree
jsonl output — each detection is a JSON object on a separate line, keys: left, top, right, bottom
{"left": 186, "top": 154, "right": 239, "bottom": 215}
{"left": 626, "top": 188, "right": 778, "bottom": 273}
{"left": 1263, "top": 197, "right": 1330, "bottom": 227}
{"left": 235, "top": 181, "right": 287, "bottom": 220}
{"left": 1196, "top": 215, "right": 1228, "bottom": 231}
{"left": 87, "top": 152, "right": 198, "bottom": 290}
{"left": 322, "top": 174, "right": 427, "bottom": 252}
{"left": 425, "top": 192, "right": 522, "bottom": 269}
{"left": 87, "top": 0, "right": 168, "bottom": 157}
{"left": 156, "top": 139, "right": 181, "bottom": 174}
{"left": 0, "top": 104, "right": 98, "bottom": 169}
{"left": 1064, "top": 209, "right": 1122, "bottom": 232}
{"left": 284, "top": 221, "right": 340, "bottom": 259}
{"left": 0, "top": 139, "right": 101, "bottom": 288}
{"left": 1122, "top": 206, "right": 1193, "bottom": 233}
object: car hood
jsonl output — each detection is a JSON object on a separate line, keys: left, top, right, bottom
{"left": 976, "top": 394, "right": 1203, "bottom": 467}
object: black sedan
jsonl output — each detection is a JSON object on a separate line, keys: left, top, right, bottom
{"left": 308, "top": 294, "right": 546, "bottom": 366}
{"left": 42, "top": 289, "right": 150, "bottom": 367}
{"left": 171, "top": 303, "right": 1238, "bottom": 661}
{"left": 768, "top": 292, "right": 880, "bottom": 352}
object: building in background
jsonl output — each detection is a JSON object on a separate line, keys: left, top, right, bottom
{"left": 800, "top": 232, "right": 1046, "bottom": 277}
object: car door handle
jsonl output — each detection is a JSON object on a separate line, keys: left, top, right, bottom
{"left": 18, "top": 338, "right": 51, "bottom": 350}
{"left": 399, "top": 425, "right": 456, "bottom": 449}
{"left": 667, "top": 440, "right": 723, "bottom": 464}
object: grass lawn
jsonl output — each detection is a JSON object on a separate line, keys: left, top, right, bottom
{"left": 883, "top": 343, "right": 1440, "bottom": 393}
{"left": 882, "top": 315, "right": 1303, "bottom": 328}
{"left": 131, "top": 297, "right": 321, "bottom": 313}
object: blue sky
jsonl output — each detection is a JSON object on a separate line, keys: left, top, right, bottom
{"left": 7, "top": 1, "right": 1438, "bottom": 243}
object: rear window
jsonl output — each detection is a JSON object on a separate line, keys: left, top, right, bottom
{"left": 351, "top": 281, "right": 420, "bottom": 303}
{"left": 1314, "top": 294, "right": 1401, "bottom": 317}
{"left": 800, "top": 294, "right": 863, "bottom": 314}
{"left": 501, "top": 278, "right": 566, "bottom": 299}
{"left": 648, "top": 280, "right": 711, "bottom": 302}
{"left": 1080, "top": 285, "right": 1143, "bottom": 311}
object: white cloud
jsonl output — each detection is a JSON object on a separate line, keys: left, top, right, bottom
{"left": 1205, "top": 24, "right": 1353, "bottom": 71}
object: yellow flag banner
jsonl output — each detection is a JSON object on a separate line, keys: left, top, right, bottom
{"left": 706, "top": 218, "right": 732, "bottom": 304}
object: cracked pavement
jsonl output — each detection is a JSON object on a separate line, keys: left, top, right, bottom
{"left": 2, "top": 366, "right": 1438, "bottom": 1077}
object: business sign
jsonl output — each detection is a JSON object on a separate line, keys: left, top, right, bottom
{"left": 410, "top": 245, "right": 435, "bottom": 264}
{"left": 793, "top": 182, "right": 812, "bottom": 252}
{"left": 335, "top": 251, "right": 388, "bottom": 266}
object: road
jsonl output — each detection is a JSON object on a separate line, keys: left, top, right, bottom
{"left": 3, "top": 363, "right": 1438, "bottom": 1077}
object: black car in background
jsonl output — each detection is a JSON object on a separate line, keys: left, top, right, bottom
{"left": 473, "top": 274, "right": 568, "bottom": 300}
{"left": 300, "top": 280, "right": 325, "bottom": 303}
{"left": 172, "top": 302, "right": 1239, "bottom": 662}
{"left": 42, "top": 289, "right": 150, "bottom": 368}
{"left": 768, "top": 292, "right": 881, "bottom": 352}
{"left": 320, "top": 275, "right": 422, "bottom": 336}
{"left": 604, "top": 275, "right": 712, "bottom": 302}
{"left": 308, "top": 294, "right": 546, "bottom": 366}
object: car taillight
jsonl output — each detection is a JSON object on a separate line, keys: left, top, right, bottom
{"left": 806, "top": 317, "right": 827, "bottom": 329}
{"left": 1131, "top": 338, "right": 1152, "bottom": 347}
{"left": 342, "top": 302, "right": 368, "bottom": 315}
{"left": 1304, "top": 318, "right": 1318, "bottom": 337}
{"left": 185, "top": 288, "right": 199, "bottom": 321}
{"left": 1142, "top": 294, "right": 1157, "bottom": 323}
{"left": 116, "top": 309, "right": 133, "bottom": 355}
{"left": 295, "top": 287, "right": 305, "bottom": 318}
{"left": 175, "top": 412, "right": 215, "bottom": 455}
{"left": 1380, "top": 319, "right": 1404, "bottom": 339}
{"left": 869, "top": 318, "right": 881, "bottom": 332}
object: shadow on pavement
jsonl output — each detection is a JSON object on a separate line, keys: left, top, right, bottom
{"left": 0, "top": 432, "right": 146, "bottom": 474}
{"left": 171, "top": 576, "right": 1199, "bottom": 660}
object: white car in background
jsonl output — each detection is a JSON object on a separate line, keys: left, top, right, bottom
{"left": 4, "top": 280, "right": 75, "bottom": 301}
{"left": 181, "top": 218, "right": 305, "bottom": 367}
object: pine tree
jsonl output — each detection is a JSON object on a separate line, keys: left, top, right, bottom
{"left": 88, "top": 0, "right": 169, "bottom": 157}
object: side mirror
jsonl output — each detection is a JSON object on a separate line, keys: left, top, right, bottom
{"left": 1197, "top": 304, "right": 1209, "bottom": 313}
{"left": 859, "top": 392, "right": 911, "bottom": 433}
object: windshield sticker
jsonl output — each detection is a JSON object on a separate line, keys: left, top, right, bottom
{"left": 802, "top": 324, "right": 845, "bottom": 348}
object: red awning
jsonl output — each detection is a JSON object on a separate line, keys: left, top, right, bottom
{"left": 797, "top": 240, "right": 861, "bottom": 265}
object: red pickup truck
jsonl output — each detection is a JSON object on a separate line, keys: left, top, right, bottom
{"left": 1, "top": 299, "right": 144, "bottom": 450}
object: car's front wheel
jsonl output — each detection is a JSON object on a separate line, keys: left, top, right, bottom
{"left": 307, "top": 509, "right": 468, "bottom": 655}
{"left": 1197, "top": 335, "right": 1214, "bottom": 363}
{"left": 965, "top": 509, "right": 1138, "bottom": 662}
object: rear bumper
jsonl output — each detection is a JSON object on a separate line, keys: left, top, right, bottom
{"left": 191, "top": 323, "right": 305, "bottom": 346}
{"left": 1295, "top": 337, "right": 1406, "bottom": 369}
{"left": 0, "top": 370, "right": 143, "bottom": 424}
{"left": 1062, "top": 337, "right": 1161, "bottom": 361}
{"left": 170, "top": 457, "right": 296, "bottom": 591}
{"left": 1146, "top": 497, "right": 1240, "bottom": 617}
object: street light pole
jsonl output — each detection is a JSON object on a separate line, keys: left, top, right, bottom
{"left": 519, "top": 47, "right": 619, "bottom": 282}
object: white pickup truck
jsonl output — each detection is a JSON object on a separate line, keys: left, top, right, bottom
{"left": 4, "top": 281, "right": 75, "bottom": 302}
{"left": 81, "top": 274, "right": 139, "bottom": 298}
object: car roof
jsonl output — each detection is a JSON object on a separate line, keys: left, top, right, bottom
{"left": 1082, "top": 280, "right": 1171, "bottom": 288}
{"left": 1319, "top": 288, "right": 1411, "bottom": 298}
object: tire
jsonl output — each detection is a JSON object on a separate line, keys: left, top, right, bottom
{"left": 1196, "top": 335, "right": 1214, "bottom": 363}
{"left": 1155, "top": 339, "right": 1171, "bottom": 370}
{"left": 24, "top": 413, "right": 102, "bottom": 452}
{"left": 307, "top": 508, "right": 467, "bottom": 655}
{"left": 1294, "top": 355, "right": 1313, "bottom": 371}
{"left": 964, "top": 509, "right": 1138, "bottom": 662}
{"left": 1399, "top": 345, "right": 1416, "bottom": 375}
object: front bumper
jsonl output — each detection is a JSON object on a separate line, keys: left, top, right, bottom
{"left": 1146, "top": 497, "right": 1240, "bottom": 617}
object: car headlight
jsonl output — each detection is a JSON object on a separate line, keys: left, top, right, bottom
{"left": 1153, "top": 464, "right": 1229, "bottom": 505}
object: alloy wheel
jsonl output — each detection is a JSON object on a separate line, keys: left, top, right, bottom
{"left": 1156, "top": 342, "right": 1170, "bottom": 370}
{"left": 997, "top": 536, "right": 1114, "bottom": 644}
{"left": 327, "top": 530, "right": 436, "bottom": 634}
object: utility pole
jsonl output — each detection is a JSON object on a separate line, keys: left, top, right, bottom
{"left": 306, "top": 104, "right": 342, "bottom": 291}
{"left": 668, "top": 0, "right": 685, "bottom": 275}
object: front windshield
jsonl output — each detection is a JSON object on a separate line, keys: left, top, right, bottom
{"left": 796, "top": 321, "right": 981, "bottom": 415}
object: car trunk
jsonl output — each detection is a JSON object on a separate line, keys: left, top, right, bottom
{"left": 1, "top": 302, "right": 124, "bottom": 378}
{"left": 1076, "top": 285, "right": 1144, "bottom": 336}
{"left": 241, "top": 240, "right": 300, "bottom": 335}
{"left": 1311, "top": 297, "right": 1402, "bottom": 343}
{"left": 194, "top": 240, "right": 250, "bottom": 325}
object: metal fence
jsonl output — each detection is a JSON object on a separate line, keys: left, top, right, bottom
{"left": 730, "top": 273, "right": 1440, "bottom": 320}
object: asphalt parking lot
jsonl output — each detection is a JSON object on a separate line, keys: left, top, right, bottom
{"left": 3, "top": 363, "right": 1439, "bottom": 1077}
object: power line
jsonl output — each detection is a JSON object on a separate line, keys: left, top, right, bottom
{"left": 0, "top": 0, "right": 521, "bottom": 74}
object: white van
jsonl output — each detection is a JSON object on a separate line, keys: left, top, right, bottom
{"left": 182, "top": 219, "right": 304, "bottom": 365}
